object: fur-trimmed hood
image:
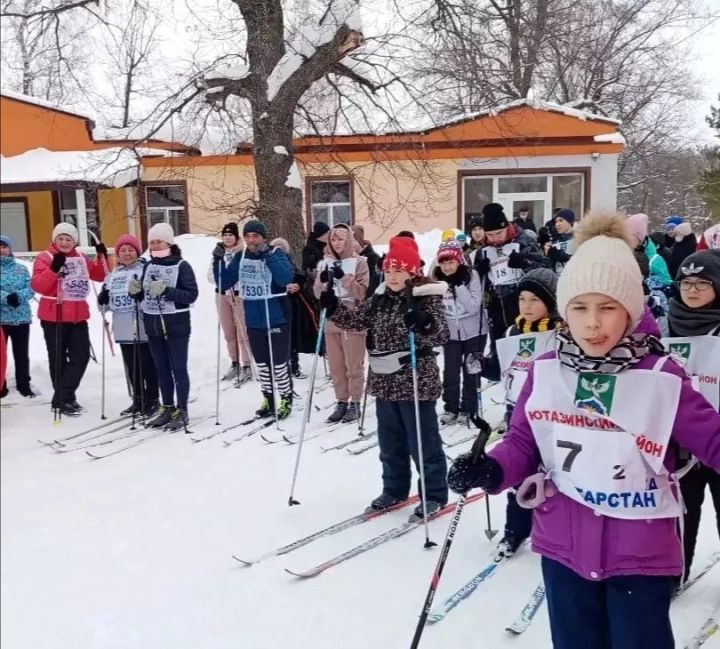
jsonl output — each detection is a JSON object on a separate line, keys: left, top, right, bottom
{"left": 374, "top": 279, "right": 448, "bottom": 296}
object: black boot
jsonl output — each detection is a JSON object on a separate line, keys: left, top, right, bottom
{"left": 255, "top": 394, "right": 274, "bottom": 418}
{"left": 367, "top": 492, "right": 405, "bottom": 512}
{"left": 120, "top": 402, "right": 141, "bottom": 416}
{"left": 164, "top": 407, "right": 189, "bottom": 432}
{"left": 17, "top": 384, "right": 35, "bottom": 398}
{"left": 326, "top": 401, "right": 348, "bottom": 423}
{"left": 52, "top": 402, "right": 81, "bottom": 417}
{"left": 147, "top": 405, "right": 173, "bottom": 428}
{"left": 341, "top": 402, "right": 360, "bottom": 423}
{"left": 143, "top": 399, "right": 160, "bottom": 417}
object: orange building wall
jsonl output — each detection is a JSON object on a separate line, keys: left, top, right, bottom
{"left": 0, "top": 97, "right": 94, "bottom": 156}
{"left": 0, "top": 191, "right": 55, "bottom": 250}
{"left": 98, "top": 189, "right": 128, "bottom": 247}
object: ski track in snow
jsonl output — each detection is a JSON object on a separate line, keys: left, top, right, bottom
{"left": 2, "top": 233, "right": 719, "bottom": 649}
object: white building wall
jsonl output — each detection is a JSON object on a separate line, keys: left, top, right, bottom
{"left": 459, "top": 153, "right": 619, "bottom": 212}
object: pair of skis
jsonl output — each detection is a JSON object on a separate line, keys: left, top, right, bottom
{"left": 233, "top": 492, "right": 485, "bottom": 577}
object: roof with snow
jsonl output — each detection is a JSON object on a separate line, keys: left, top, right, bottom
{"left": 0, "top": 88, "right": 94, "bottom": 123}
{"left": 0, "top": 147, "right": 177, "bottom": 189}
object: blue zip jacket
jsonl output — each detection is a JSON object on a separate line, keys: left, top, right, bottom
{"left": 223, "top": 244, "right": 294, "bottom": 328}
{"left": 0, "top": 254, "right": 33, "bottom": 325}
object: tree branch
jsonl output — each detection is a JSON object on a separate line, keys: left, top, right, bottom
{"left": 1, "top": 0, "right": 98, "bottom": 19}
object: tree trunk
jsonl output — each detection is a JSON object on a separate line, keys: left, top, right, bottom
{"left": 252, "top": 103, "right": 305, "bottom": 262}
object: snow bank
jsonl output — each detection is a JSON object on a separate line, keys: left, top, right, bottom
{"left": 593, "top": 132, "right": 626, "bottom": 145}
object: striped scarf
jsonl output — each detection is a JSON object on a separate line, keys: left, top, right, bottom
{"left": 556, "top": 328, "right": 666, "bottom": 374}
{"left": 514, "top": 315, "right": 563, "bottom": 333}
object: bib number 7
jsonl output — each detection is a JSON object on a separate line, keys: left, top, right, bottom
{"left": 557, "top": 440, "right": 583, "bottom": 471}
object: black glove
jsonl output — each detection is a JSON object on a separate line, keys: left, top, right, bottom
{"left": 212, "top": 243, "right": 225, "bottom": 260}
{"left": 403, "top": 309, "right": 432, "bottom": 332}
{"left": 506, "top": 251, "right": 526, "bottom": 269}
{"left": 547, "top": 246, "right": 570, "bottom": 264}
{"left": 319, "top": 268, "right": 330, "bottom": 283}
{"left": 6, "top": 292, "right": 20, "bottom": 308}
{"left": 474, "top": 254, "right": 491, "bottom": 277}
{"left": 320, "top": 289, "right": 339, "bottom": 317}
{"left": 94, "top": 242, "right": 108, "bottom": 257}
{"left": 97, "top": 288, "right": 110, "bottom": 307}
{"left": 447, "top": 452, "right": 504, "bottom": 495}
{"left": 50, "top": 252, "right": 66, "bottom": 273}
{"left": 332, "top": 263, "right": 345, "bottom": 280}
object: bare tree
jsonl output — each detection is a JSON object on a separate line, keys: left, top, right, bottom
{"left": 0, "top": 0, "right": 99, "bottom": 19}
{"left": 201, "top": 0, "right": 372, "bottom": 251}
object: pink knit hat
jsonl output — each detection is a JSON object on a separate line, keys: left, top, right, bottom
{"left": 114, "top": 233, "right": 142, "bottom": 256}
{"left": 625, "top": 213, "right": 648, "bottom": 245}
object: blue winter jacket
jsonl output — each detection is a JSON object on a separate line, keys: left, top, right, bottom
{"left": 222, "top": 245, "right": 294, "bottom": 329}
{"left": 0, "top": 254, "right": 33, "bottom": 325}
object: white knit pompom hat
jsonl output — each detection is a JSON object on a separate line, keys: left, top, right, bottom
{"left": 52, "top": 222, "right": 79, "bottom": 244}
{"left": 556, "top": 212, "right": 645, "bottom": 325}
{"left": 148, "top": 222, "right": 174, "bottom": 245}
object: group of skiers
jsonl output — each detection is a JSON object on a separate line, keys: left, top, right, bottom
{"left": 1, "top": 205, "right": 720, "bottom": 648}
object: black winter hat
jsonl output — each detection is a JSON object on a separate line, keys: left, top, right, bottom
{"left": 482, "top": 203, "right": 509, "bottom": 232}
{"left": 312, "top": 221, "right": 330, "bottom": 238}
{"left": 221, "top": 222, "right": 240, "bottom": 240}
{"left": 518, "top": 268, "right": 559, "bottom": 315}
{"left": 676, "top": 250, "right": 720, "bottom": 297}
{"left": 243, "top": 219, "right": 268, "bottom": 239}
{"left": 555, "top": 208, "right": 576, "bottom": 225}
{"left": 468, "top": 214, "right": 484, "bottom": 230}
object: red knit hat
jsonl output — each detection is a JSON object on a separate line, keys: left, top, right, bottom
{"left": 437, "top": 241, "right": 464, "bottom": 264}
{"left": 114, "top": 233, "right": 142, "bottom": 256}
{"left": 383, "top": 236, "right": 421, "bottom": 275}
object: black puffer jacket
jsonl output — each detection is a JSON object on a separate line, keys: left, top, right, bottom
{"left": 330, "top": 278, "right": 449, "bottom": 401}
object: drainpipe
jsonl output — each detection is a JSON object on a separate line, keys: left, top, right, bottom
{"left": 75, "top": 188, "right": 89, "bottom": 247}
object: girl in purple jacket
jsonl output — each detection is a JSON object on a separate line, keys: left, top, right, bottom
{"left": 448, "top": 212, "right": 720, "bottom": 649}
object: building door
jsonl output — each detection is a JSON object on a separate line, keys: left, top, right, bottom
{"left": 0, "top": 201, "right": 29, "bottom": 251}
{"left": 495, "top": 192, "right": 550, "bottom": 231}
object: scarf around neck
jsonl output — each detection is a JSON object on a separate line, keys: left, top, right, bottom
{"left": 668, "top": 297, "right": 720, "bottom": 337}
{"left": 556, "top": 328, "right": 666, "bottom": 374}
{"left": 515, "top": 315, "right": 563, "bottom": 333}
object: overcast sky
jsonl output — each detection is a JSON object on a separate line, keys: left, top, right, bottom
{"left": 691, "top": 5, "right": 720, "bottom": 141}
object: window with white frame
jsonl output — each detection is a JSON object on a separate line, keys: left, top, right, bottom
{"left": 59, "top": 188, "right": 99, "bottom": 239}
{"left": 145, "top": 185, "right": 187, "bottom": 234}
{"left": 309, "top": 180, "right": 352, "bottom": 227}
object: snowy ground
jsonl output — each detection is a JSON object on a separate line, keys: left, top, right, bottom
{"left": 2, "top": 233, "right": 718, "bottom": 649}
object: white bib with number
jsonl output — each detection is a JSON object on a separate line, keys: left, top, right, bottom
{"left": 61, "top": 256, "right": 90, "bottom": 301}
{"left": 320, "top": 257, "right": 358, "bottom": 301}
{"left": 525, "top": 358, "right": 682, "bottom": 520}
{"left": 497, "top": 330, "right": 557, "bottom": 405}
{"left": 108, "top": 267, "right": 135, "bottom": 313}
{"left": 239, "top": 258, "right": 273, "bottom": 301}
{"left": 143, "top": 264, "right": 180, "bottom": 315}
{"left": 485, "top": 244, "right": 524, "bottom": 286}
{"left": 661, "top": 335, "right": 720, "bottom": 411}
{"left": 442, "top": 291, "right": 472, "bottom": 320}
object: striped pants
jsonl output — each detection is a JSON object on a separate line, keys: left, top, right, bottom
{"left": 247, "top": 324, "right": 292, "bottom": 399}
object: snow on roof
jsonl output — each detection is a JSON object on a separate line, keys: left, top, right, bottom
{"left": 267, "top": 0, "right": 363, "bottom": 102}
{"left": 428, "top": 97, "right": 622, "bottom": 132}
{"left": 0, "top": 146, "right": 174, "bottom": 188}
{"left": 0, "top": 88, "right": 93, "bottom": 121}
{"left": 593, "top": 132, "right": 626, "bottom": 144}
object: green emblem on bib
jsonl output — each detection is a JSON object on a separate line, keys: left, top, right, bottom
{"left": 518, "top": 337, "right": 536, "bottom": 358}
{"left": 668, "top": 343, "right": 691, "bottom": 366}
{"left": 575, "top": 373, "right": 616, "bottom": 417}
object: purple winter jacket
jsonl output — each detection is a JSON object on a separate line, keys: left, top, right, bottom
{"left": 488, "top": 311, "right": 720, "bottom": 581}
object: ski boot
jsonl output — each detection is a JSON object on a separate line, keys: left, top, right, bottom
{"left": 164, "top": 408, "right": 189, "bottom": 432}
{"left": 411, "top": 500, "right": 445, "bottom": 521}
{"left": 120, "top": 402, "right": 142, "bottom": 416}
{"left": 17, "top": 384, "right": 36, "bottom": 398}
{"left": 255, "top": 394, "right": 274, "bottom": 418}
{"left": 142, "top": 399, "right": 160, "bottom": 417}
{"left": 367, "top": 493, "right": 405, "bottom": 513}
{"left": 147, "top": 405, "right": 173, "bottom": 428}
{"left": 222, "top": 362, "right": 240, "bottom": 382}
{"left": 493, "top": 535, "right": 523, "bottom": 562}
{"left": 341, "top": 402, "right": 360, "bottom": 423}
{"left": 440, "top": 411, "right": 459, "bottom": 426}
{"left": 234, "top": 366, "right": 252, "bottom": 387}
{"left": 277, "top": 395, "right": 293, "bottom": 420}
{"left": 326, "top": 401, "right": 348, "bottom": 423}
{"left": 53, "top": 401, "right": 81, "bottom": 417}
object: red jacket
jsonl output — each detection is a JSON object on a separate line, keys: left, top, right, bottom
{"left": 31, "top": 245, "right": 106, "bottom": 323}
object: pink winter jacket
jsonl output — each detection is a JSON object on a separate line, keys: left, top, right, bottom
{"left": 488, "top": 315, "right": 720, "bottom": 580}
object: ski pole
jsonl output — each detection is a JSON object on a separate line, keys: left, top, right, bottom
{"left": 409, "top": 494, "right": 468, "bottom": 649}
{"left": 358, "top": 373, "right": 369, "bottom": 434}
{"left": 100, "top": 303, "right": 107, "bottom": 420}
{"left": 288, "top": 307, "right": 327, "bottom": 506}
{"left": 53, "top": 268, "right": 66, "bottom": 424}
{"left": 408, "top": 327, "right": 436, "bottom": 550}
{"left": 261, "top": 262, "right": 281, "bottom": 429}
{"left": 484, "top": 495, "right": 498, "bottom": 540}
{"left": 214, "top": 257, "right": 222, "bottom": 426}
{"left": 130, "top": 305, "right": 140, "bottom": 431}
{"left": 88, "top": 230, "right": 115, "bottom": 357}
